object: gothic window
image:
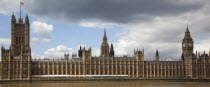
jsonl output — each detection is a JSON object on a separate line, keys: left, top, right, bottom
{"left": 16, "top": 37, "right": 18, "bottom": 44}
{"left": 18, "top": 37, "right": 21, "bottom": 44}
{"left": 22, "top": 37, "right": 24, "bottom": 44}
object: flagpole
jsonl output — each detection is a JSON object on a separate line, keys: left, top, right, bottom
{"left": 20, "top": 1, "right": 21, "bottom": 18}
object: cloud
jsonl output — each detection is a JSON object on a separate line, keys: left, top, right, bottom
{"left": 44, "top": 45, "right": 73, "bottom": 58}
{"left": 113, "top": 9, "right": 210, "bottom": 60}
{"left": 0, "top": 38, "right": 10, "bottom": 45}
{"left": 0, "top": 0, "right": 19, "bottom": 15}
{"left": 31, "top": 21, "right": 53, "bottom": 43}
{"left": 195, "top": 38, "right": 210, "bottom": 53}
{"left": 23, "top": 0, "right": 204, "bottom": 23}
{"left": 2, "top": 0, "right": 208, "bottom": 60}
{"left": 79, "top": 21, "right": 117, "bottom": 28}
{"left": 22, "top": 0, "right": 210, "bottom": 60}
{"left": 31, "top": 21, "right": 53, "bottom": 36}
{"left": 43, "top": 45, "right": 100, "bottom": 58}
{"left": 91, "top": 47, "right": 100, "bottom": 56}
{"left": 32, "top": 53, "right": 45, "bottom": 59}
{"left": 31, "top": 37, "right": 51, "bottom": 43}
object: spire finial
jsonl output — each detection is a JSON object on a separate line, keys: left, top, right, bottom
{"left": 110, "top": 43, "right": 114, "bottom": 50}
{"left": 1, "top": 45, "right": 3, "bottom": 50}
{"left": 104, "top": 28, "right": 106, "bottom": 36}
{"left": 103, "top": 28, "right": 107, "bottom": 43}
{"left": 26, "top": 13, "right": 29, "bottom": 19}
{"left": 186, "top": 24, "right": 190, "bottom": 32}
{"left": 156, "top": 49, "right": 159, "bottom": 56}
{"left": 12, "top": 12, "right": 16, "bottom": 19}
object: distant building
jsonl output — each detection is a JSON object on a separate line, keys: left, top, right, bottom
{"left": 0, "top": 14, "right": 210, "bottom": 80}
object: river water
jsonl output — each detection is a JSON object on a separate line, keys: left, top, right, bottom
{"left": 0, "top": 81, "right": 210, "bottom": 87}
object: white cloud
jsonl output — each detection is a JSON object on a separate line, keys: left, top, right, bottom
{"left": 114, "top": 40, "right": 139, "bottom": 56}
{"left": 0, "top": 0, "right": 19, "bottom": 15}
{"left": 195, "top": 38, "right": 210, "bottom": 53}
{"left": 91, "top": 48, "right": 100, "bottom": 56}
{"left": 44, "top": 45, "right": 72, "bottom": 58}
{"left": 31, "top": 37, "right": 51, "bottom": 43}
{"left": 31, "top": 21, "right": 53, "bottom": 35}
{"left": 43, "top": 45, "right": 100, "bottom": 58}
{"left": 31, "top": 21, "right": 53, "bottom": 43}
{"left": 79, "top": 21, "right": 117, "bottom": 29}
{"left": 0, "top": 38, "right": 10, "bottom": 45}
{"left": 42, "top": 38, "right": 51, "bottom": 42}
{"left": 31, "top": 37, "right": 39, "bottom": 41}
{"left": 32, "top": 53, "right": 45, "bottom": 59}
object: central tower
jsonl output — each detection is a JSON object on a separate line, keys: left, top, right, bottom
{"left": 100, "top": 29, "right": 110, "bottom": 57}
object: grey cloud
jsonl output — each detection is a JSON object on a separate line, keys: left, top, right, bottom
{"left": 21, "top": 0, "right": 210, "bottom": 59}
{"left": 23, "top": 0, "right": 203, "bottom": 23}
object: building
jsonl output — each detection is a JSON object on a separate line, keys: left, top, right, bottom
{"left": 0, "top": 14, "right": 210, "bottom": 80}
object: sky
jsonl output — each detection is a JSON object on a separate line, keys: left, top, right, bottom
{"left": 0, "top": 0, "right": 210, "bottom": 60}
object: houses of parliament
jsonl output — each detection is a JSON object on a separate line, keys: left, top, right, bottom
{"left": 0, "top": 13, "right": 210, "bottom": 80}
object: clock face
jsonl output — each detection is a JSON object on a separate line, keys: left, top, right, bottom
{"left": 189, "top": 43, "right": 192, "bottom": 46}
{"left": 183, "top": 43, "right": 186, "bottom": 47}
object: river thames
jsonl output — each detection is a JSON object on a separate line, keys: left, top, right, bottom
{"left": 0, "top": 81, "right": 210, "bottom": 87}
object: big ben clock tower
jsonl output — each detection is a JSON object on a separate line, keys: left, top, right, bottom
{"left": 182, "top": 25, "right": 194, "bottom": 57}
{"left": 182, "top": 25, "right": 194, "bottom": 78}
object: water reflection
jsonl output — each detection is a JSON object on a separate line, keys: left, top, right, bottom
{"left": 1, "top": 81, "right": 210, "bottom": 87}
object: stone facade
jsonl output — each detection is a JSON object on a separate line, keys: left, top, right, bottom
{"left": 1, "top": 14, "right": 210, "bottom": 80}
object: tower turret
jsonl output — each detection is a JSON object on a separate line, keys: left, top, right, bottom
{"left": 11, "top": 13, "right": 16, "bottom": 23}
{"left": 82, "top": 47, "right": 92, "bottom": 60}
{"left": 18, "top": 17, "right": 23, "bottom": 23}
{"left": 109, "top": 43, "right": 115, "bottom": 57}
{"left": 25, "top": 14, "right": 29, "bottom": 24}
{"left": 24, "top": 14, "right": 30, "bottom": 46}
{"left": 134, "top": 48, "right": 144, "bottom": 61}
{"left": 64, "top": 53, "right": 69, "bottom": 60}
{"left": 155, "top": 49, "right": 159, "bottom": 61}
{"left": 78, "top": 46, "right": 83, "bottom": 58}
